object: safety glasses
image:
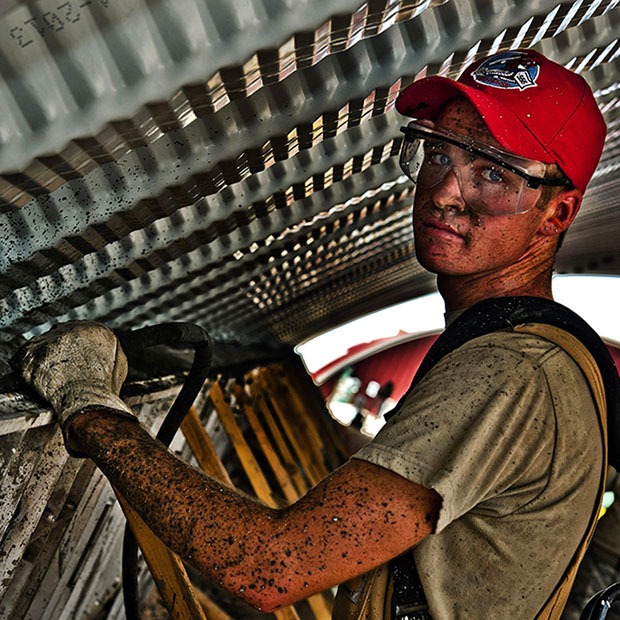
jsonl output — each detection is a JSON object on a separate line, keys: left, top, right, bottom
{"left": 399, "top": 122, "right": 571, "bottom": 216}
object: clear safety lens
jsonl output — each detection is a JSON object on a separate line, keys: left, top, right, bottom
{"left": 399, "top": 123, "right": 556, "bottom": 216}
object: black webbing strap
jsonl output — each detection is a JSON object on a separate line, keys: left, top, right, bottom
{"left": 387, "top": 296, "right": 620, "bottom": 619}
{"left": 391, "top": 551, "right": 432, "bottom": 619}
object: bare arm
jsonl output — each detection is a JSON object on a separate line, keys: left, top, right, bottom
{"left": 69, "top": 410, "right": 440, "bottom": 613}
{"left": 17, "top": 321, "right": 440, "bottom": 612}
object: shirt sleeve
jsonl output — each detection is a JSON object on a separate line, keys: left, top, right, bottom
{"left": 352, "top": 332, "right": 558, "bottom": 533}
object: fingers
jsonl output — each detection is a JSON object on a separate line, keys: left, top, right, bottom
{"left": 17, "top": 320, "right": 129, "bottom": 405}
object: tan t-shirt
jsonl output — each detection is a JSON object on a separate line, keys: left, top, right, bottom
{"left": 353, "top": 330, "right": 603, "bottom": 619}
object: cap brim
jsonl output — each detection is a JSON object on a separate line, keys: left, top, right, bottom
{"left": 395, "top": 76, "right": 554, "bottom": 164}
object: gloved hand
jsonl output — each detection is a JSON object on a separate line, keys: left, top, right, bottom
{"left": 17, "top": 320, "right": 136, "bottom": 455}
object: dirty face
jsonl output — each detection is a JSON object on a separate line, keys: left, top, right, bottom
{"left": 411, "top": 97, "right": 551, "bottom": 278}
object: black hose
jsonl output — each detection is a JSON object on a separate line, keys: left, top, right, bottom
{"left": 579, "top": 581, "right": 620, "bottom": 619}
{"left": 116, "top": 322, "right": 213, "bottom": 620}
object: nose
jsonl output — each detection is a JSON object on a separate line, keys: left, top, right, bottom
{"left": 430, "top": 167, "right": 467, "bottom": 213}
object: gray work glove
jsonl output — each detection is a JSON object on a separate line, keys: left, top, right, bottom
{"left": 17, "top": 320, "right": 136, "bottom": 456}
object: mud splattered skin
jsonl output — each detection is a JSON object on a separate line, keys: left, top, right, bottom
{"left": 69, "top": 412, "right": 440, "bottom": 612}
{"left": 411, "top": 97, "right": 580, "bottom": 312}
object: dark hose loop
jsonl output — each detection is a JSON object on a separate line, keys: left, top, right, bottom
{"left": 116, "top": 322, "right": 213, "bottom": 620}
{"left": 579, "top": 581, "right": 620, "bottom": 620}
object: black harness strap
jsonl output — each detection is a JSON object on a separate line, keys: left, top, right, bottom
{"left": 388, "top": 296, "right": 620, "bottom": 619}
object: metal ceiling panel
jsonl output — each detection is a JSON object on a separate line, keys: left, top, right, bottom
{"left": 0, "top": 0, "right": 618, "bottom": 364}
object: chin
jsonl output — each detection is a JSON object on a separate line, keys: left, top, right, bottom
{"left": 419, "top": 251, "right": 491, "bottom": 278}
{"left": 415, "top": 243, "right": 461, "bottom": 273}
{"left": 417, "top": 254, "right": 460, "bottom": 276}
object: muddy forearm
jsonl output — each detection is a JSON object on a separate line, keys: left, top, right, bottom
{"left": 66, "top": 410, "right": 439, "bottom": 612}
{"left": 67, "top": 411, "right": 286, "bottom": 606}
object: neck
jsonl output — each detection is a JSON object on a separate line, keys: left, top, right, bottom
{"left": 438, "top": 244, "right": 557, "bottom": 312}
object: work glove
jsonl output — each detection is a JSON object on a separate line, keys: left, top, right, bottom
{"left": 17, "top": 320, "right": 136, "bottom": 456}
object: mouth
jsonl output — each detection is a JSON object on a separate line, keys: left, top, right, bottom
{"left": 420, "top": 217, "right": 465, "bottom": 242}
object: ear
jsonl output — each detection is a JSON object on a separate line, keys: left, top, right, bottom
{"left": 539, "top": 189, "right": 582, "bottom": 236}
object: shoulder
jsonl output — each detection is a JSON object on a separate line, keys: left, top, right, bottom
{"left": 425, "top": 329, "right": 567, "bottom": 386}
{"left": 454, "top": 329, "right": 561, "bottom": 359}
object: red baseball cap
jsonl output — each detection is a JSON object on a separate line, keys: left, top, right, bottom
{"left": 395, "top": 49, "right": 607, "bottom": 193}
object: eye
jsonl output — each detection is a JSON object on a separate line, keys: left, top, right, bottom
{"left": 424, "top": 142, "right": 451, "bottom": 167}
{"left": 428, "top": 152, "right": 451, "bottom": 166}
{"left": 480, "top": 165, "right": 506, "bottom": 185}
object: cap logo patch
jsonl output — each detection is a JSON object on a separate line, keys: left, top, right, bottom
{"left": 471, "top": 51, "right": 540, "bottom": 91}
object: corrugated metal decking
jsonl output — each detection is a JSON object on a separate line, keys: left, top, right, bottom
{"left": 0, "top": 0, "right": 618, "bottom": 357}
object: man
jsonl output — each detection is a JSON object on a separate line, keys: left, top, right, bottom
{"left": 17, "top": 49, "right": 608, "bottom": 618}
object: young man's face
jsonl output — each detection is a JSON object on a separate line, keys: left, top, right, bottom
{"left": 411, "top": 98, "right": 553, "bottom": 278}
